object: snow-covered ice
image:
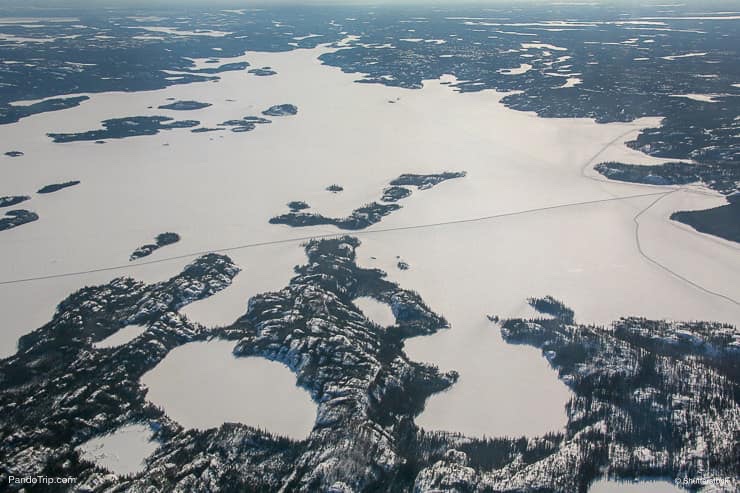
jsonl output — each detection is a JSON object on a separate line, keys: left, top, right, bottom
{"left": 76, "top": 423, "right": 158, "bottom": 476}
{"left": 140, "top": 339, "right": 316, "bottom": 439}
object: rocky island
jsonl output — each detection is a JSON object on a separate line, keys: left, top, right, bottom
{"left": 0, "top": 195, "right": 30, "bottom": 208}
{"left": 130, "top": 232, "right": 181, "bottom": 261}
{"left": 48, "top": 116, "right": 200, "bottom": 143}
{"left": 0, "top": 209, "right": 39, "bottom": 232}
{"left": 157, "top": 100, "right": 212, "bottom": 111}
{"left": 271, "top": 172, "right": 465, "bottom": 230}
{"left": 249, "top": 67, "right": 277, "bottom": 76}
{"left": 218, "top": 115, "right": 271, "bottom": 133}
{"left": 37, "top": 181, "right": 81, "bottom": 194}
{"left": 262, "top": 104, "right": 298, "bottom": 117}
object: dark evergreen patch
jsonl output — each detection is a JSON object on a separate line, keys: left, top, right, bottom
{"left": 262, "top": 104, "right": 298, "bottom": 117}
{"left": 191, "top": 127, "right": 224, "bottom": 133}
{"left": 274, "top": 172, "right": 465, "bottom": 230}
{"left": 0, "top": 97, "right": 89, "bottom": 125}
{"left": 130, "top": 232, "right": 181, "bottom": 261}
{"left": 249, "top": 67, "right": 277, "bottom": 76}
{"left": 670, "top": 196, "right": 740, "bottom": 244}
{"left": 157, "top": 100, "right": 212, "bottom": 111}
{"left": 528, "top": 296, "right": 575, "bottom": 324}
{"left": 37, "top": 181, "right": 80, "bottom": 194}
{"left": 48, "top": 116, "right": 199, "bottom": 143}
{"left": 0, "top": 209, "right": 38, "bottom": 231}
{"left": 390, "top": 172, "right": 467, "bottom": 190}
{"left": 381, "top": 186, "right": 412, "bottom": 202}
{"left": 271, "top": 202, "right": 401, "bottom": 230}
{"left": 0, "top": 195, "right": 30, "bottom": 208}
{"left": 288, "top": 201, "right": 310, "bottom": 212}
{"left": 219, "top": 115, "right": 271, "bottom": 132}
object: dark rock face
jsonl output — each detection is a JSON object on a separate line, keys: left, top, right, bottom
{"left": 0, "top": 209, "right": 39, "bottom": 231}
{"left": 157, "top": 100, "right": 212, "bottom": 111}
{"left": 37, "top": 181, "right": 81, "bottom": 194}
{"left": 130, "top": 232, "right": 181, "bottom": 261}
{"left": 4, "top": 151, "right": 24, "bottom": 157}
{"left": 0, "top": 196, "right": 30, "bottom": 208}
{"left": 262, "top": 104, "right": 298, "bottom": 117}
{"left": 48, "top": 116, "right": 199, "bottom": 143}
{"left": 273, "top": 172, "right": 466, "bottom": 230}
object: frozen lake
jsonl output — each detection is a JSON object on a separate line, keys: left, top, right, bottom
{"left": 1, "top": 45, "right": 737, "bottom": 439}
{"left": 93, "top": 324, "right": 147, "bottom": 349}
{"left": 353, "top": 296, "right": 396, "bottom": 328}
{"left": 76, "top": 423, "right": 158, "bottom": 477}
{"left": 140, "top": 339, "right": 316, "bottom": 439}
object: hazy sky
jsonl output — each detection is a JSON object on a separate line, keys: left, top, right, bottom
{"left": 0, "top": 0, "right": 716, "bottom": 5}
{"left": 2, "top": 0, "right": 730, "bottom": 9}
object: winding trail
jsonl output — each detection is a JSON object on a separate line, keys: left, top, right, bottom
{"left": 578, "top": 122, "right": 738, "bottom": 305}
{"left": 632, "top": 191, "right": 739, "bottom": 306}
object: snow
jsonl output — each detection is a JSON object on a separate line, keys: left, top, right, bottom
{"left": 661, "top": 52, "right": 707, "bottom": 60}
{"left": 521, "top": 42, "right": 568, "bottom": 51}
{"left": 140, "top": 339, "right": 316, "bottom": 439}
{"left": 127, "top": 26, "right": 232, "bottom": 37}
{"left": 498, "top": 63, "right": 533, "bottom": 75}
{"left": 76, "top": 423, "right": 158, "bottom": 476}
{"left": 558, "top": 77, "right": 583, "bottom": 88}
{"left": 0, "top": 33, "right": 56, "bottom": 43}
{"left": 353, "top": 296, "right": 395, "bottom": 328}
{"left": 0, "top": 45, "right": 737, "bottom": 442}
{"left": 93, "top": 324, "right": 148, "bottom": 349}
{"left": 669, "top": 93, "right": 723, "bottom": 103}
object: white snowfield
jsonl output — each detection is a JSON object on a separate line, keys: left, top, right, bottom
{"left": 140, "top": 339, "right": 316, "bottom": 440}
{"left": 0, "top": 45, "right": 738, "bottom": 439}
{"left": 76, "top": 423, "right": 158, "bottom": 477}
{"left": 353, "top": 296, "right": 396, "bottom": 328}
